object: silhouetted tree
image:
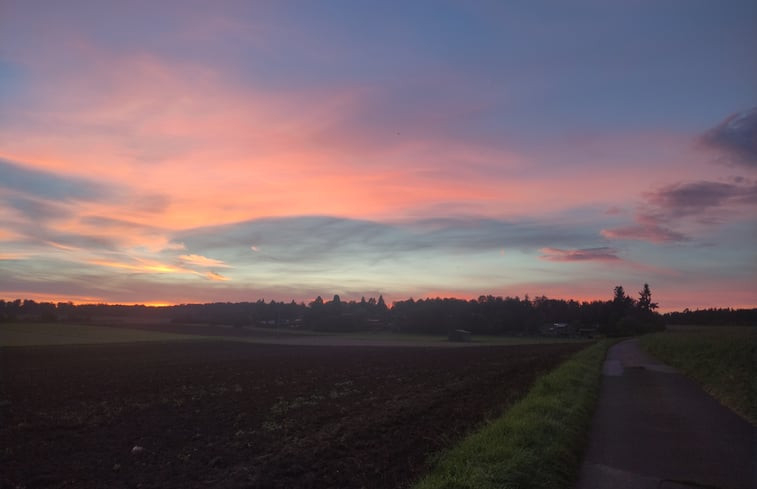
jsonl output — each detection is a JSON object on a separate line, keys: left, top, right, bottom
{"left": 637, "top": 283, "right": 658, "bottom": 312}
{"left": 613, "top": 286, "right": 630, "bottom": 305}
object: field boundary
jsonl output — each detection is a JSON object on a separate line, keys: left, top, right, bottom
{"left": 412, "top": 340, "right": 613, "bottom": 489}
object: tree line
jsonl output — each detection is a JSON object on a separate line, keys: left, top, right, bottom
{"left": 663, "top": 307, "right": 757, "bottom": 326}
{"left": 6, "top": 283, "right": 734, "bottom": 336}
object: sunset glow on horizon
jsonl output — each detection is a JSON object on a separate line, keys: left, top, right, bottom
{"left": 1, "top": 1, "right": 756, "bottom": 312}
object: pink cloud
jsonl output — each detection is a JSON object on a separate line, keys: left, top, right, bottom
{"left": 539, "top": 247, "right": 621, "bottom": 262}
{"left": 601, "top": 221, "right": 687, "bottom": 243}
{"left": 3, "top": 35, "right": 727, "bottom": 236}
{"left": 0, "top": 46, "right": 517, "bottom": 227}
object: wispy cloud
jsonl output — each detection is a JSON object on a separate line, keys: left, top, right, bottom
{"left": 4, "top": 195, "right": 73, "bottom": 222}
{"left": 0, "top": 159, "right": 169, "bottom": 217}
{"left": 539, "top": 247, "right": 621, "bottom": 262}
{"left": 646, "top": 180, "right": 757, "bottom": 218}
{"left": 179, "top": 254, "right": 229, "bottom": 268}
{"left": 0, "top": 159, "right": 177, "bottom": 255}
{"left": 87, "top": 255, "right": 232, "bottom": 283}
{"left": 699, "top": 107, "right": 757, "bottom": 168}
{"left": 88, "top": 258, "right": 188, "bottom": 275}
{"left": 0, "top": 158, "right": 114, "bottom": 202}
{"left": 0, "top": 253, "right": 32, "bottom": 261}
{"left": 205, "top": 271, "right": 229, "bottom": 281}
{"left": 600, "top": 218, "right": 688, "bottom": 243}
{"left": 602, "top": 179, "right": 757, "bottom": 243}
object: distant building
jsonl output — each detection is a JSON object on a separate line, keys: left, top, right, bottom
{"left": 541, "top": 322, "right": 575, "bottom": 337}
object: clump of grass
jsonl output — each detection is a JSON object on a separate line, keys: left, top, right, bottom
{"left": 640, "top": 326, "right": 755, "bottom": 424}
{"left": 412, "top": 340, "right": 612, "bottom": 489}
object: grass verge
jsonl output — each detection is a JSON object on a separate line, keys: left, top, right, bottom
{"left": 640, "top": 326, "right": 755, "bottom": 425}
{"left": 411, "top": 340, "right": 613, "bottom": 489}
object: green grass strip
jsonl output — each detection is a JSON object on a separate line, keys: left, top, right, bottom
{"left": 412, "top": 340, "right": 613, "bottom": 489}
{"left": 640, "top": 327, "right": 756, "bottom": 425}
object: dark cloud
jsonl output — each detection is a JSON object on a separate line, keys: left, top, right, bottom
{"left": 646, "top": 181, "right": 757, "bottom": 218}
{"left": 0, "top": 158, "right": 170, "bottom": 212}
{"left": 0, "top": 158, "right": 115, "bottom": 202}
{"left": 699, "top": 107, "right": 757, "bottom": 168}
{"left": 4, "top": 196, "right": 74, "bottom": 221}
{"left": 602, "top": 180, "right": 757, "bottom": 243}
{"left": 0, "top": 213, "right": 121, "bottom": 252}
{"left": 539, "top": 247, "right": 621, "bottom": 262}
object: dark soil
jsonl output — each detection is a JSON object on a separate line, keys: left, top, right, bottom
{"left": 0, "top": 341, "right": 586, "bottom": 489}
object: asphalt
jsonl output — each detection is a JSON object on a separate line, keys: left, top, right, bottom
{"left": 576, "top": 339, "right": 755, "bottom": 489}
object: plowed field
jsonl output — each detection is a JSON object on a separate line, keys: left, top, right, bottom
{"left": 1, "top": 341, "right": 586, "bottom": 488}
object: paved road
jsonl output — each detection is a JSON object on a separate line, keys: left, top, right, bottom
{"left": 576, "top": 339, "right": 755, "bottom": 489}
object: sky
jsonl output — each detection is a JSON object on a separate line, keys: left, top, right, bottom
{"left": 1, "top": 1, "right": 756, "bottom": 311}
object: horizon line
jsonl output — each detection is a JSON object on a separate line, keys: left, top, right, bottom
{"left": 3, "top": 295, "right": 755, "bottom": 315}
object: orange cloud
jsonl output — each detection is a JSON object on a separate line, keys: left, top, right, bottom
{"left": 88, "top": 258, "right": 188, "bottom": 275}
{"left": 0, "top": 253, "right": 31, "bottom": 260}
{"left": 179, "top": 254, "right": 229, "bottom": 268}
{"left": 0, "top": 229, "right": 24, "bottom": 241}
{"left": 86, "top": 256, "right": 232, "bottom": 283}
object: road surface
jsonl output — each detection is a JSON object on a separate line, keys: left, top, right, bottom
{"left": 576, "top": 339, "right": 755, "bottom": 489}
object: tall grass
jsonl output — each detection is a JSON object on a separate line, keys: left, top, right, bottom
{"left": 412, "top": 340, "right": 612, "bottom": 489}
{"left": 640, "top": 326, "right": 755, "bottom": 424}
